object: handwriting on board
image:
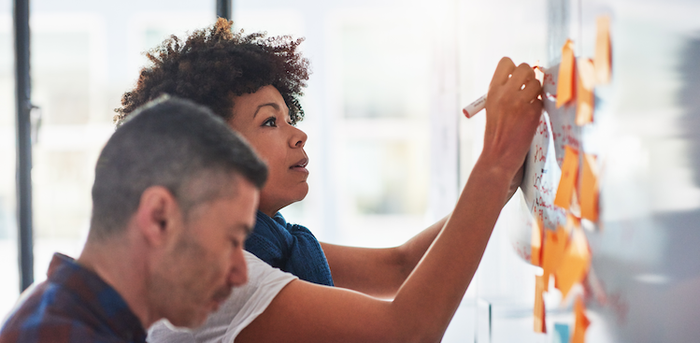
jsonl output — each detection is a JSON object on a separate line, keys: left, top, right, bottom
{"left": 511, "top": 63, "right": 594, "bottom": 267}
{"left": 512, "top": 108, "right": 568, "bottom": 262}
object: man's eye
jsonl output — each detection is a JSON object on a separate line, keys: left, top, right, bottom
{"left": 231, "top": 239, "right": 241, "bottom": 248}
{"left": 262, "top": 117, "right": 277, "bottom": 127}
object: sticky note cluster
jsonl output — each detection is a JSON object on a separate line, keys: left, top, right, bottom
{"left": 531, "top": 215, "right": 593, "bottom": 341}
{"left": 553, "top": 147, "right": 599, "bottom": 223}
{"left": 531, "top": 14, "right": 612, "bottom": 342}
{"left": 552, "top": 15, "right": 610, "bottom": 221}
{"left": 556, "top": 16, "right": 612, "bottom": 125}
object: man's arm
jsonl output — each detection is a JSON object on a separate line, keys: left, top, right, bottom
{"left": 235, "top": 58, "right": 543, "bottom": 343}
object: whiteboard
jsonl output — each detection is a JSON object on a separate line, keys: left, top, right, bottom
{"left": 505, "top": 0, "right": 700, "bottom": 341}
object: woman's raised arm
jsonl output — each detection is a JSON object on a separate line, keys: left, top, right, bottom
{"left": 236, "top": 57, "right": 543, "bottom": 343}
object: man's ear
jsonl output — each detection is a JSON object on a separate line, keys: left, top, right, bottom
{"left": 133, "top": 186, "right": 182, "bottom": 247}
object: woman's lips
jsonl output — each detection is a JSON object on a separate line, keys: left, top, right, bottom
{"left": 290, "top": 157, "right": 309, "bottom": 173}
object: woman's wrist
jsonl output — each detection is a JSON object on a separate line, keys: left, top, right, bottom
{"left": 473, "top": 153, "right": 518, "bottom": 184}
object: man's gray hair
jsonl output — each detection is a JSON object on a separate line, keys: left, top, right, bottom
{"left": 89, "top": 96, "right": 267, "bottom": 239}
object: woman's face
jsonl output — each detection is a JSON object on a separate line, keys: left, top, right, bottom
{"left": 228, "top": 85, "right": 309, "bottom": 216}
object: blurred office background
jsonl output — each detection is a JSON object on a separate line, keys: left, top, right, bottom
{"left": 0, "top": 0, "right": 547, "bottom": 341}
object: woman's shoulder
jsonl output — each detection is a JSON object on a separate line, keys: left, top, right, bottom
{"left": 147, "top": 253, "right": 297, "bottom": 343}
{"left": 243, "top": 250, "right": 298, "bottom": 286}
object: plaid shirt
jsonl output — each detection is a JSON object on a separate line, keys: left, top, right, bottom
{"left": 0, "top": 253, "right": 147, "bottom": 343}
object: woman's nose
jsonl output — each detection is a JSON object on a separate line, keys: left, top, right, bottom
{"left": 291, "top": 127, "right": 307, "bottom": 148}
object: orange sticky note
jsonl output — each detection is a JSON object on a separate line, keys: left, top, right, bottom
{"left": 572, "top": 296, "right": 591, "bottom": 343}
{"left": 531, "top": 216, "right": 544, "bottom": 266}
{"left": 556, "top": 39, "right": 576, "bottom": 108}
{"left": 541, "top": 226, "right": 568, "bottom": 292}
{"left": 534, "top": 275, "right": 547, "bottom": 333}
{"left": 554, "top": 226, "right": 591, "bottom": 299}
{"left": 595, "top": 15, "right": 612, "bottom": 84}
{"left": 576, "top": 58, "right": 595, "bottom": 125}
{"left": 554, "top": 146, "right": 580, "bottom": 210}
{"left": 580, "top": 154, "right": 599, "bottom": 222}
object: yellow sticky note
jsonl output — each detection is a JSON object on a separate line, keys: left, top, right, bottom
{"left": 554, "top": 226, "right": 591, "bottom": 299}
{"left": 576, "top": 58, "right": 595, "bottom": 125}
{"left": 541, "top": 226, "right": 569, "bottom": 292}
{"left": 580, "top": 154, "right": 600, "bottom": 222}
{"left": 572, "top": 296, "right": 591, "bottom": 343}
{"left": 534, "top": 275, "right": 547, "bottom": 333}
{"left": 554, "top": 146, "right": 580, "bottom": 210}
{"left": 531, "top": 216, "right": 544, "bottom": 266}
{"left": 556, "top": 39, "right": 576, "bottom": 108}
{"left": 595, "top": 15, "right": 612, "bottom": 84}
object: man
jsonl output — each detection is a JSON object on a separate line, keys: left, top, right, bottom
{"left": 0, "top": 97, "right": 268, "bottom": 342}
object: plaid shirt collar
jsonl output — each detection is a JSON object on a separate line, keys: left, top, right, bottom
{"left": 47, "top": 253, "right": 147, "bottom": 342}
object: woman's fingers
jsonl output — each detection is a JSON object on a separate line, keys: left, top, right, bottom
{"left": 508, "top": 63, "right": 535, "bottom": 90}
{"left": 491, "top": 59, "right": 542, "bottom": 105}
{"left": 490, "top": 57, "right": 517, "bottom": 87}
{"left": 521, "top": 77, "right": 543, "bottom": 103}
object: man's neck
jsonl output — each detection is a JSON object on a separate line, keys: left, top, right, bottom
{"left": 77, "top": 234, "right": 154, "bottom": 329}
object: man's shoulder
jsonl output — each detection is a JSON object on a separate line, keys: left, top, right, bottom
{"left": 1, "top": 318, "right": 127, "bottom": 343}
{"left": 0, "top": 281, "right": 133, "bottom": 343}
{"left": 2, "top": 314, "right": 106, "bottom": 343}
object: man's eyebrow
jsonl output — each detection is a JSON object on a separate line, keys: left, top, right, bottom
{"left": 229, "top": 224, "right": 254, "bottom": 241}
{"left": 253, "top": 103, "right": 280, "bottom": 118}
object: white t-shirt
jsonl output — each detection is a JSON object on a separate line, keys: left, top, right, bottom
{"left": 147, "top": 251, "right": 297, "bottom": 343}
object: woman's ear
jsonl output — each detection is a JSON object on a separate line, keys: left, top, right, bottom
{"left": 133, "top": 186, "right": 183, "bottom": 247}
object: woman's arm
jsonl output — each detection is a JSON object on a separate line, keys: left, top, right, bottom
{"left": 237, "top": 58, "right": 543, "bottom": 343}
{"left": 321, "top": 122, "right": 527, "bottom": 299}
{"left": 321, "top": 216, "right": 446, "bottom": 298}
{"left": 238, "top": 164, "right": 513, "bottom": 343}
{"left": 322, "top": 164, "right": 525, "bottom": 298}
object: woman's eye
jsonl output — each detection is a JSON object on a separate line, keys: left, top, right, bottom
{"left": 262, "top": 117, "right": 277, "bottom": 127}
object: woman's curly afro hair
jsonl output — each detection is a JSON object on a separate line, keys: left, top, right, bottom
{"left": 115, "top": 18, "right": 310, "bottom": 125}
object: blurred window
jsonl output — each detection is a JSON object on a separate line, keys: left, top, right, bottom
{"left": 0, "top": 0, "right": 215, "bottom": 319}
{"left": 0, "top": 0, "right": 18, "bottom": 318}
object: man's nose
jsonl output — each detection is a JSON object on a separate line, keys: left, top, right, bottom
{"left": 228, "top": 249, "right": 248, "bottom": 286}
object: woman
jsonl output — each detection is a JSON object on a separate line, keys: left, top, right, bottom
{"left": 116, "top": 18, "right": 522, "bottom": 298}
{"left": 117, "top": 19, "right": 542, "bottom": 342}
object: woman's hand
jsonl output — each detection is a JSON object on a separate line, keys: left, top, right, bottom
{"left": 482, "top": 57, "right": 543, "bottom": 180}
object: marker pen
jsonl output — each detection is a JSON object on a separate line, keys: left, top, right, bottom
{"left": 462, "top": 94, "right": 487, "bottom": 118}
